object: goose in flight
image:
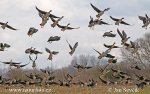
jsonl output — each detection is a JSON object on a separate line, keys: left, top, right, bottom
{"left": 139, "top": 14, "right": 150, "bottom": 29}
{"left": 73, "top": 63, "right": 92, "bottom": 72}
{"left": 12, "top": 62, "right": 30, "bottom": 69}
{"left": 103, "top": 31, "right": 116, "bottom": 37}
{"left": 45, "top": 48, "right": 59, "bottom": 61}
{"left": 117, "top": 29, "right": 130, "bottom": 45}
{"left": 25, "top": 47, "right": 42, "bottom": 55}
{"left": 93, "top": 43, "right": 115, "bottom": 59}
{"left": 88, "top": 16, "right": 109, "bottom": 30}
{"left": 66, "top": 40, "right": 78, "bottom": 56}
{"left": 90, "top": 3, "right": 110, "bottom": 18}
{"left": 110, "top": 16, "right": 131, "bottom": 26}
{"left": 0, "top": 43, "right": 10, "bottom": 51}
{"left": 104, "top": 43, "right": 119, "bottom": 49}
{"left": 27, "top": 27, "right": 38, "bottom": 37}
{"left": 29, "top": 55, "right": 37, "bottom": 69}
{"left": 57, "top": 23, "right": 80, "bottom": 32}
{"left": 35, "top": 6, "right": 59, "bottom": 19}
{"left": 50, "top": 16, "right": 64, "bottom": 28}
{"left": 0, "top": 22, "right": 17, "bottom": 30}
{"left": 47, "top": 36, "right": 61, "bottom": 43}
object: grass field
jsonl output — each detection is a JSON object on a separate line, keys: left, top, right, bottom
{"left": 0, "top": 85, "right": 149, "bottom": 94}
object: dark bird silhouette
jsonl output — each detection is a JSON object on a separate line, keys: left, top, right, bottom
{"left": 117, "top": 28, "right": 130, "bottom": 45}
{"left": 138, "top": 14, "right": 150, "bottom": 29}
{"left": 0, "top": 22, "right": 17, "bottom": 30}
{"left": 29, "top": 55, "right": 37, "bottom": 69}
{"left": 73, "top": 63, "right": 92, "bottom": 72}
{"left": 110, "top": 16, "right": 131, "bottom": 26}
{"left": 45, "top": 48, "right": 59, "bottom": 61}
{"left": 104, "top": 43, "right": 119, "bottom": 49}
{"left": 57, "top": 23, "right": 80, "bottom": 32}
{"left": 47, "top": 36, "right": 61, "bottom": 43}
{"left": 50, "top": 16, "right": 64, "bottom": 28}
{"left": 90, "top": 3, "right": 110, "bottom": 18}
{"left": 27, "top": 27, "right": 38, "bottom": 37}
{"left": 103, "top": 31, "right": 116, "bottom": 38}
{"left": 25, "top": 47, "right": 42, "bottom": 55}
{"left": 66, "top": 40, "right": 78, "bottom": 56}
{"left": 12, "top": 62, "right": 30, "bottom": 69}
{"left": 0, "top": 43, "right": 10, "bottom": 51}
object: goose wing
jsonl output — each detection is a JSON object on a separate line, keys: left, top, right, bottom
{"left": 110, "top": 16, "right": 119, "bottom": 21}
{"left": 66, "top": 40, "right": 73, "bottom": 50}
{"left": 45, "top": 48, "right": 51, "bottom": 53}
{"left": 138, "top": 16, "right": 147, "bottom": 24}
{"left": 90, "top": 3, "right": 101, "bottom": 13}
{"left": 117, "top": 28, "right": 124, "bottom": 39}
{"left": 20, "top": 62, "right": 30, "bottom": 67}
{"left": 73, "top": 42, "right": 78, "bottom": 49}
{"left": 67, "top": 26, "right": 80, "bottom": 30}
{"left": 120, "top": 21, "right": 131, "bottom": 25}
{"left": 122, "top": 30, "right": 127, "bottom": 39}
{"left": 93, "top": 48, "right": 101, "bottom": 55}
{"left": 35, "top": 6, "right": 59, "bottom": 18}
{"left": 6, "top": 24, "right": 17, "bottom": 30}
{"left": 52, "top": 51, "right": 59, "bottom": 55}
{"left": 0, "top": 22, "right": 5, "bottom": 25}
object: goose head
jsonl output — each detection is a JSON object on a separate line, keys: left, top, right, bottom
{"left": 121, "top": 18, "right": 124, "bottom": 20}
{"left": 67, "top": 23, "right": 70, "bottom": 26}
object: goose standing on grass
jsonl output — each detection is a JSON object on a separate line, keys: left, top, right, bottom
{"left": 27, "top": 27, "right": 38, "bottom": 37}
{"left": 110, "top": 16, "right": 131, "bottom": 26}
{"left": 66, "top": 40, "right": 78, "bottom": 56}
{"left": 57, "top": 23, "right": 80, "bottom": 32}
{"left": 90, "top": 3, "right": 110, "bottom": 18}
{"left": 103, "top": 31, "right": 116, "bottom": 38}
{"left": 117, "top": 29, "right": 130, "bottom": 45}
{"left": 139, "top": 14, "right": 150, "bottom": 29}
{"left": 45, "top": 48, "right": 59, "bottom": 61}
{"left": 0, "top": 22, "right": 17, "bottom": 30}
{"left": 50, "top": 16, "right": 64, "bottom": 28}
{"left": 0, "top": 43, "right": 10, "bottom": 51}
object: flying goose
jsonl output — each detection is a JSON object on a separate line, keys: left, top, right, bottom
{"left": 117, "top": 28, "right": 130, "bottom": 45}
{"left": 0, "top": 43, "right": 10, "bottom": 51}
{"left": 12, "top": 62, "right": 30, "bottom": 69}
{"left": 139, "top": 14, "right": 150, "bottom": 29}
{"left": 0, "top": 22, "right": 17, "bottom": 30}
{"left": 106, "top": 54, "right": 115, "bottom": 58}
{"left": 93, "top": 43, "right": 115, "bottom": 59}
{"left": 104, "top": 43, "right": 119, "bottom": 49}
{"left": 66, "top": 40, "right": 78, "bottom": 56}
{"left": 27, "top": 27, "right": 38, "bottom": 37}
{"left": 47, "top": 36, "right": 61, "bottom": 43}
{"left": 45, "top": 48, "right": 59, "bottom": 61}
{"left": 103, "top": 31, "right": 116, "bottom": 38}
{"left": 29, "top": 55, "right": 37, "bottom": 69}
{"left": 25, "top": 47, "right": 42, "bottom": 55}
{"left": 57, "top": 23, "right": 80, "bottom": 32}
{"left": 110, "top": 16, "right": 131, "bottom": 26}
{"left": 0, "top": 60, "right": 21, "bottom": 65}
{"left": 50, "top": 16, "right": 64, "bottom": 28}
{"left": 90, "top": 3, "right": 110, "bottom": 18}
{"left": 73, "top": 63, "right": 92, "bottom": 72}
{"left": 36, "top": 6, "right": 59, "bottom": 19}
{"left": 88, "top": 16, "right": 95, "bottom": 29}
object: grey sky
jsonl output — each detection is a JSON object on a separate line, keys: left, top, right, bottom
{"left": 0, "top": 0, "right": 150, "bottom": 69}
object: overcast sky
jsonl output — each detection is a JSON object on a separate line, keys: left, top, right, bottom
{"left": 0, "top": 0, "right": 150, "bottom": 69}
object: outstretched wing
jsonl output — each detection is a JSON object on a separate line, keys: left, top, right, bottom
{"left": 122, "top": 30, "right": 127, "bottom": 39}
{"left": 67, "top": 26, "right": 80, "bottom": 30}
{"left": 20, "top": 62, "right": 30, "bottom": 67}
{"left": 117, "top": 28, "right": 124, "bottom": 39}
{"left": 45, "top": 48, "right": 51, "bottom": 53}
{"left": 110, "top": 16, "right": 119, "bottom": 21}
{"left": 7, "top": 25, "right": 18, "bottom": 30}
{"left": 90, "top": 3, "right": 101, "bottom": 13}
{"left": 73, "top": 42, "right": 78, "bottom": 49}
{"left": 93, "top": 48, "right": 101, "bottom": 55}
{"left": 138, "top": 16, "right": 147, "bottom": 24}
{"left": 120, "top": 21, "right": 131, "bottom": 25}
{"left": 66, "top": 40, "right": 73, "bottom": 50}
